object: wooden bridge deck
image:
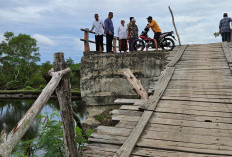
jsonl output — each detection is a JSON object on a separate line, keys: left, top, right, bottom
{"left": 84, "top": 42, "right": 232, "bottom": 157}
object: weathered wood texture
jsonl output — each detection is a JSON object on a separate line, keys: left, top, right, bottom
{"left": 168, "top": 6, "right": 181, "bottom": 46}
{"left": 54, "top": 52, "right": 78, "bottom": 157}
{"left": 123, "top": 68, "right": 148, "bottom": 99}
{"left": 84, "top": 42, "right": 232, "bottom": 157}
{"left": 0, "top": 68, "right": 70, "bottom": 157}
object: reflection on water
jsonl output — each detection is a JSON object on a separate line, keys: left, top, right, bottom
{"left": 0, "top": 99, "right": 86, "bottom": 140}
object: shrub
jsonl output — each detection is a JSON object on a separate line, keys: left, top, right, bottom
{"left": 5, "top": 80, "right": 21, "bottom": 90}
{"left": 25, "top": 85, "right": 33, "bottom": 90}
{"left": 25, "top": 81, "right": 32, "bottom": 87}
{"left": 39, "top": 85, "right": 45, "bottom": 90}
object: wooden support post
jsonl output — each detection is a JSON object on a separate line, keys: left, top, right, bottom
{"left": 54, "top": 53, "right": 78, "bottom": 157}
{"left": 168, "top": 6, "right": 181, "bottom": 46}
{"left": 0, "top": 67, "right": 70, "bottom": 157}
{"left": 113, "top": 37, "right": 117, "bottom": 53}
{"left": 123, "top": 68, "right": 148, "bottom": 99}
{"left": 84, "top": 28, "right": 90, "bottom": 52}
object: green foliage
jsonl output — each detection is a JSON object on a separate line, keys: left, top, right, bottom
{"left": 0, "top": 31, "right": 40, "bottom": 88}
{"left": 214, "top": 32, "right": 220, "bottom": 38}
{"left": 12, "top": 113, "right": 91, "bottom": 157}
{"left": 5, "top": 80, "right": 21, "bottom": 90}
{"left": 66, "top": 57, "right": 74, "bottom": 67}
{"left": 25, "top": 86, "right": 33, "bottom": 90}
{"left": 0, "top": 31, "right": 81, "bottom": 91}
{"left": 25, "top": 81, "right": 32, "bottom": 87}
{"left": 39, "top": 84, "right": 46, "bottom": 90}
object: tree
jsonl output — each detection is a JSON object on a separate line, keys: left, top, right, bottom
{"left": 0, "top": 32, "right": 40, "bottom": 89}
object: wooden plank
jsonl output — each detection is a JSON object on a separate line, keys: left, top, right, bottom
{"left": 132, "top": 147, "right": 230, "bottom": 157}
{"left": 161, "top": 96, "right": 232, "bottom": 103}
{"left": 114, "top": 99, "right": 141, "bottom": 105}
{"left": 149, "top": 117, "right": 232, "bottom": 130}
{"left": 166, "top": 45, "right": 188, "bottom": 67}
{"left": 222, "top": 42, "right": 232, "bottom": 64}
{"left": 152, "top": 112, "right": 232, "bottom": 125}
{"left": 137, "top": 138, "right": 232, "bottom": 155}
{"left": 123, "top": 68, "right": 148, "bottom": 99}
{"left": 147, "top": 123, "right": 232, "bottom": 137}
{"left": 96, "top": 126, "right": 132, "bottom": 137}
{"left": 139, "top": 67, "right": 175, "bottom": 111}
{"left": 113, "top": 111, "right": 153, "bottom": 157}
{"left": 141, "top": 130, "right": 232, "bottom": 147}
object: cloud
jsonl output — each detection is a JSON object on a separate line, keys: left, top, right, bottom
{"left": 0, "top": 0, "right": 231, "bottom": 63}
{"left": 33, "top": 34, "right": 56, "bottom": 46}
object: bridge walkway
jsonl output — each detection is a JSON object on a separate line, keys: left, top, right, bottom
{"left": 84, "top": 42, "right": 232, "bottom": 157}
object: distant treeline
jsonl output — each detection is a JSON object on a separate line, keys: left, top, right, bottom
{"left": 0, "top": 31, "right": 80, "bottom": 90}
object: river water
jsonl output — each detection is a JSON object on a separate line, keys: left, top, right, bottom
{"left": 0, "top": 99, "right": 86, "bottom": 140}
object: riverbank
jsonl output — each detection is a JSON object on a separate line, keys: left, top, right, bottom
{"left": 0, "top": 89, "right": 81, "bottom": 99}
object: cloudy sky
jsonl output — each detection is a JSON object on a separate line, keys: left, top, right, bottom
{"left": 0, "top": 0, "right": 231, "bottom": 63}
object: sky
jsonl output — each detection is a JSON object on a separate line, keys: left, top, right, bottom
{"left": 0, "top": 0, "right": 232, "bottom": 64}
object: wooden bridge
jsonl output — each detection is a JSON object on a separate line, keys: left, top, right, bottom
{"left": 84, "top": 42, "right": 232, "bottom": 157}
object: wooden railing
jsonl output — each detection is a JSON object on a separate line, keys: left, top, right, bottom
{"left": 80, "top": 28, "right": 118, "bottom": 52}
{"left": 0, "top": 53, "right": 79, "bottom": 157}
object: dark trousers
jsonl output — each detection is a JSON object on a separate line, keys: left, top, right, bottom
{"left": 129, "top": 38, "right": 137, "bottom": 52}
{"left": 95, "top": 35, "right": 103, "bottom": 51}
{"left": 106, "top": 34, "right": 113, "bottom": 52}
{"left": 221, "top": 32, "right": 231, "bottom": 42}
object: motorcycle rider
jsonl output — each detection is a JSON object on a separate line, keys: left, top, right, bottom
{"left": 146, "top": 16, "right": 162, "bottom": 51}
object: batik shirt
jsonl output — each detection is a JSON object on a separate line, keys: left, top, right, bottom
{"left": 219, "top": 17, "right": 232, "bottom": 33}
{"left": 128, "top": 24, "right": 138, "bottom": 38}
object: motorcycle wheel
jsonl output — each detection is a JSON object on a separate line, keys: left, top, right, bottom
{"left": 161, "top": 38, "right": 175, "bottom": 51}
{"left": 132, "top": 39, "right": 145, "bottom": 51}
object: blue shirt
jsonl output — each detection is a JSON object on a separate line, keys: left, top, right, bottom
{"left": 219, "top": 17, "right": 232, "bottom": 33}
{"left": 104, "top": 18, "right": 114, "bottom": 35}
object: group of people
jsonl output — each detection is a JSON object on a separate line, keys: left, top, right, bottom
{"left": 219, "top": 13, "right": 232, "bottom": 42}
{"left": 90, "top": 12, "right": 162, "bottom": 53}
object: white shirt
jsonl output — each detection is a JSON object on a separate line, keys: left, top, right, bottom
{"left": 117, "top": 25, "right": 127, "bottom": 39}
{"left": 92, "top": 20, "right": 104, "bottom": 35}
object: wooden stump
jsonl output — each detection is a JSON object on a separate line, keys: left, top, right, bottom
{"left": 54, "top": 52, "right": 78, "bottom": 157}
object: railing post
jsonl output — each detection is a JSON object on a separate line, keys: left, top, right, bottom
{"left": 54, "top": 52, "right": 78, "bottom": 157}
{"left": 84, "top": 28, "right": 90, "bottom": 52}
{"left": 113, "top": 37, "right": 117, "bottom": 53}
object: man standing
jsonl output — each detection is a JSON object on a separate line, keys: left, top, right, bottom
{"left": 127, "top": 19, "right": 138, "bottom": 52}
{"left": 91, "top": 14, "right": 104, "bottom": 51}
{"left": 146, "top": 16, "right": 162, "bottom": 51}
{"left": 219, "top": 13, "right": 232, "bottom": 42}
{"left": 104, "top": 12, "right": 114, "bottom": 53}
{"left": 117, "top": 20, "right": 128, "bottom": 52}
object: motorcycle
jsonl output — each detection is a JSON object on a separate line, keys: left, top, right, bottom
{"left": 132, "top": 27, "right": 176, "bottom": 51}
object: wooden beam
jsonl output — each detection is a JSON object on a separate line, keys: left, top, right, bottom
{"left": 139, "top": 67, "right": 175, "bottom": 111}
{"left": 123, "top": 69, "right": 148, "bottom": 99}
{"left": 114, "top": 111, "right": 153, "bottom": 157}
{"left": 168, "top": 6, "right": 181, "bottom": 46}
{"left": 166, "top": 45, "right": 188, "bottom": 67}
{"left": 84, "top": 28, "right": 90, "bottom": 52}
{"left": 114, "top": 67, "right": 175, "bottom": 157}
{"left": 54, "top": 52, "right": 78, "bottom": 157}
{"left": 0, "top": 68, "right": 70, "bottom": 157}
{"left": 114, "top": 99, "right": 141, "bottom": 105}
{"left": 113, "top": 37, "right": 117, "bottom": 53}
{"left": 222, "top": 42, "right": 232, "bottom": 64}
